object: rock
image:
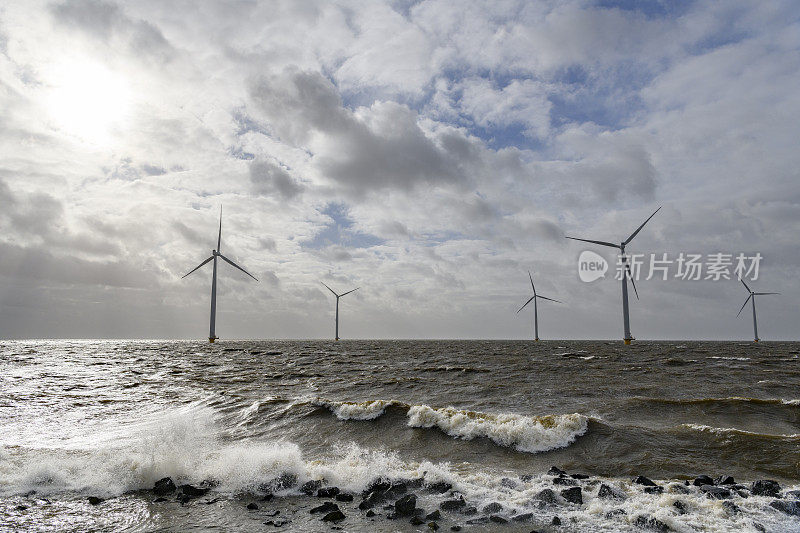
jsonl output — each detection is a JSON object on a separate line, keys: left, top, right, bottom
{"left": 264, "top": 510, "right": 279, "bottom": 517}
{"left": 500, "top": 477, "right": 517, "bottom": 488}
{"left": 440, "top": 497, "right": 466, "bottom": 511}
{"left": 570, "top": 473, "right": 590, "bottom": 479}
{"left": 410, "top": 516, "right": 425, "bottom": 525}
{"left": 722, "top": 501, "right": 740, "bottom": 515}
{"left": 450, "top": 526, "right": 462, "bottom": 532}
{"left": 482, "top": 502, "right": 503, "bottom": 514}
{"left": 644, "top": 486, "right": 664, "bottom": 495}
{"left": 335, "top": 493, "right": 353, "bottom": 502}
{"left": 693, "top": 475, "right": 714, "bottom": 486}
{"left": 770, "top": 500, "right": 800, "bottom": 516}
{"left": 15, "top": 505, "right": 28, "bottom": 511}
{"left": 465, "top": 517, "right": 489, "bottom": 524}
{"left": 560, "top": 487, "right": 582, "bottom": 505}
{"left": 426, "top": 510, "right": 441, "bottom": 520}
{"left": 363, "top": 479, "right": 391, "bottom": 496}
{"left": 247, "top": 503, "right": 259, "bottom": 510}
{"left": 520, "top": 474, "right": 534, "bottom": 482}
{"left": 300, "top": 480, "right": 322, "bottom": 495}
{"left": 548, "top": 466, "right": 567, "bottom": 476}
{"left": 264, "top": 519, "right": 288, "bottom": 527}
{"left": 179, "top": 484, "right": 209, "bottom": 498}
{"left": 317, "top": 487, "right": 340, "bottom": 498}
{"left": 715, "top": 475, "right": 735, "bottom": 485}
{"left": 552, "top": 516, "right": 562, "bottom": 525}
{"left": 153, "top": 477, "right": 177, "bottom": 496}
{"left": 535, "top": 488, "right": 559, "bottom": 505}
{"left": 310, "top": 502, "right": 340, "bottom": 514}
{"left": 752, "top": 480, "right": 781, "bottom": 497}
{"left": 699, "top": 485, "right": 731, "bottom": 499}
{"left": 673, "top": 500, "right": 687, "bottom": 514}
{"left": 322, "top": 510, "right": 346, "bottom": 522}
{"left": 428, "top": 522, "right": 439, "bottom": 531}
{"left": 263, "top": 473, "right": 297, "bottom": 491}
{"left": 598, "top": 483, "right": 626, "bottom": 500}
{"left": 605, "top": 509, "right": 626, "bottom": 518}
{"left": 261, "top": 492, "right": 274, "bottom": 502}
{"left": 669, "top": 483, "right": 691, "bottom": 494}
{"left": 635, "top": 515, "right": 670, "bottom": 531}
{"left": 489, "top": 515, "right": 507, "bottom": 523}
{"left": 365, "top": 510, "right": 375, "bottom": 517}
{"left": 511, "top": 512, "right": 533, "bottom": 522}
{"left": 785, "top": 489, "right": 800, "bottom": 500}
{"left": 87, "top": 496, "right": 104, "bottom": 505}
{"left": 395, "top": 494, "right": 417, "bottom": 516}
{"left": 153, "top": 497, "right": 167, "bottom": 503}
{"left": 426, "top": 481, "right": 452, "bottom": 494}
{"left": 553, "top": 477, "right": 577, "bottom": 486}
{"left": 461, "top": 506, "right": 477, "bottom": 515}
{"left": 753, "top": 523, "right": 766, "bottom": 532}
{"left": 633, "top": 476, "right": 657, "bottom": 487}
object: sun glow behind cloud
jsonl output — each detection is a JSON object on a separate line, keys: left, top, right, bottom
{"left": 45, "top": 59, "right": 131, "bottom": 145}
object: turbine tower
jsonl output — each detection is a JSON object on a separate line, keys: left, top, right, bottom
{"left": 737, "top": 278, "right": 779, "bottom": 343}
{"left": 566, "top": 206, "right": 661, "bottom": 344}
{"left": 517, "top": 271, "right": 562, "bottom": 341}
{"left": 321, "top": 282, "right": 359, "bottom": 341}
{"left": 182, "top": 207, "right": 258, "bottom": 342}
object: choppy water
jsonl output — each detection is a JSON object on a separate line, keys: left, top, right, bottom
{"left": 1, "top": 340, "right": 799, "bottom": 532}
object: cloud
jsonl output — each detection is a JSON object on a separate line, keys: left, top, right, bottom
{"left": 249, "top": 159, "right": 303, "bottom": 199}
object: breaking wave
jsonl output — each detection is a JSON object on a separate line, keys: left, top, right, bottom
{"left": 312, "top": 399, "right": 398, "bottom": 420}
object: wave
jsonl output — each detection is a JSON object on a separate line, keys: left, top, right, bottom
{"left": 681, "top": 423, "right": 800, "bottom": 439}
{"left": 312, "top": 399, "right": 399, "bottom": 420}
{"left": 631, "top": 396, "right": 800, "bottom": 407}
{"left": 406, "top": 405, "right": 589, "bottom": 453}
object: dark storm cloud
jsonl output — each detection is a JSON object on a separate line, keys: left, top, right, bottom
{"left": 249, "top": 159, "right": 303, "bottom": 200}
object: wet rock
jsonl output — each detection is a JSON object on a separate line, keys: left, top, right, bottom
{"left": 365, "top": 510, "right": 375, "bottom": 517}
{"left": 310, "top": 501, "right": 340, "bottom": 514}
{"left": 722, "top": 501, "right": 740, "bottom": 515}
{"left": 322, "top": 510, "right": 346, "bottom": 522}
{"left": 264, "top": 519, "right": 288, "bottom": 527}
{"left": 560, "top": 487, "right": 582, "bottom": 505}
{"left": 673, "top": 500, "right": 687, "bottom": 514}
{"left": 178, "top": 484, "right": 209, "bottom": 498}
{"left": 450, "top": 526, "right": 462, "bottom": 531}
{"left": 426, "top": 510, "right": 441, "bottom": 520}
{"left": 428, "top": 522, "right": 439, "bottom": 531}
{"left": 500, "top": 477, "right": 517, "bottom": 488}
{"left": 548, "top": 466, "right": 567, "bottom": 476}
{"left": 461, "top": 506, "right": 477, "bottom": 515}
{"left": 335, "top": 493, "right": 353, "bottom": 502}
{"left": 153, "top": 477, "right": 177, "bottom": 496}
{"left": 669, "top": 483, "right": 691, "bottom": 494}
{"left": 553, "top": 477, "right": 577, "bottom": 486}
{"left": 300, "top": 480, "right": 322, "bottom": 495}
{"left": 784, "top": 489, "right": 800, "bottom": 500}
{"left": 605, "top": 509, "right": 626, "bottom": 518}
{"left": 693, "top": 475, "right": 714, "bottom": 486}
{"left": 363, "top": 479, "right": 391, "bottom": 496}
{"left": 633, "top": 475, "right": 657, "bottom": 487}
{"left": 266, "top": 473, "right": 297, "bottom": 491}
{"left": 700, "top": 485, "right": 731, "bottom": 499}
{"left": 552, "top": 516, "right": 562, "bottom": 525}
{"left": 644, "top": 486, "right": 664, "bottom": 495}
{"left": 519, "top": 474, "right": 534, "bottom": 482}
{"left": 635, "top": 515, "right": 670, "bottom": 531}
{"left": 752, "top": 480, "right": 781, "bottom": 497}
{"left": 715, "top": 475, "right": 735, "bottom": 485}
{"left": 489, "top": 515, "right": 507, "bottom": 523}
{"left": 153, "top": 497, "right": 167, "bottom": 503}
{"left": 317, "top": 487, "right": 340, "bottom": 498}
{"left": 597, "top": 483, "right": 626, "bottom": 500}
{"left": 264, "top": 510, "right": 279, "bottom": 517}
{"left": 511, "top": 512, "right": 533, "bottom": 522}
{"left": 426, "top": 481, "right": 452, "bottom": 494}
{"left": 410, "top": 516, "right": 425, "bottom": 525}
{"left": 15, "top": 505, "right": 28, "bottom": 511}
{"left": 482, "top": 502, "right": 503, "bottom": 514}
{"left": 246, "top": 502, "right": 259, "bottom": 510}
{"left": 87, "top": 496, "right": 104, "bottom": 505}
{"left": 395, "top": 494, "right": 417, "bottom": 516}
{"left": 753, "top": 523, "right": 766, "bottom": 533}
{"left": 535, "top": 488, "right": 560, "bottom": 505}
{"left": 570, "top": 473, "right": 590, "bottom": 480}
{"left": 440, "top": 497, "right": 466, "bottom": 511}
{"left": 265, "top": 351, "right": 282, "bottom": 356}
{"left": 261, "top": 492, "right": 274, "bottom": 502}
{"left": 770, "top": 500, "right": 800, "bottom": 516}
{"left": 465, "top": 516, "right": 489, "bottom": 524}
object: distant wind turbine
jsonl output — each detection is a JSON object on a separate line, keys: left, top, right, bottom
{"left": 182, "top": 207, "right": 258, "bottom": 342}
{"left": 321, "top": 282, "right": 359, "bottom": 341}
{"left": 566, "top": 206, "right": 661, "bottom": 344}
{"left": 737, "top": 278, "right": 779, "bottom": 343}
{"left": 517, "top": 271, "right": 562, "bottom": 341}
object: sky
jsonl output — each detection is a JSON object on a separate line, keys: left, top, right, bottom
{"left": 0, "top": 0, "right": 798, "bottom": 341}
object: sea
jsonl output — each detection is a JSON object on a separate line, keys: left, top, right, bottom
{"left": 1, "top": 339, "right": 798, "bottom": 532}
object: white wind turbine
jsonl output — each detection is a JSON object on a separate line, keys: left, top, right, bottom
{"left": 321, "top": 282, "right": 359, "bottom": 341}
{"left": 517, "top": 271, "right": 562, "bottom": 341}
{"left": 566, "top": 207, "right": 661, "bottom": 344}
{"left": 737, "top": 278, "right": 779, "bottom": 343}
{"left": 182, "top": 207, "right": 258, "bottom": 342}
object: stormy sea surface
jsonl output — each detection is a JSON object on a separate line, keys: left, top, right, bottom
{"left": 1, "top": 340, "right": 799, "bottom": 532}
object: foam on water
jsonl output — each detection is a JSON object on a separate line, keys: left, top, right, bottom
{"left": 683, "top": 423, "right": 800, "bottom": 439}
{"left": 313, "top": 398, "right": 396, "bottom": 420}
{"left": 406, "top": 404, "right": 589, "bottom": 453}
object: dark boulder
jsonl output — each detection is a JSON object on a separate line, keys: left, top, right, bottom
{"left": 770, "top": 500, "right": 800, "bottom": 516}
{"left": 395, "top": 494, "right": 417, "bottom": 516}
{"left": 153, "top": 477, "right": 177, "bottom": 496}
{"left": 178, "top": 484, "right": 209, "bottom": 498}
{"left": 153, "top": 497, "right": 167, "bottom": 503}
{"left": 669, "top": 483, "right": 691, "bottom": 494}
{"left": 535, "top": 488, "right": 559, "bottom": 505}
{"left": 450, "top": 526, "right": 462, "bottom": 531}
{"left": 482, "top": 502, "right": 503, "bottom": 514}
{"left": 410, "top": 516, "right": 425, "bottom": 525}
{"left": 693, "top": 475, "right": 714, "bottom": 486}
{"left": 426, "top": 510, "right": 441, "bottom": 520}
{"left": 365, "top": 510, "right": 375, "bottom": 517}
{"left": 335, "top": 493, "right": 353, "bottom": 502}
{"left": 259, "top": 473, "right": 297, "bottom": 492}
{"left": 426, "top": 481, "right": 452, "bottom": 494}
{"left": 635, "top": 515, "right": 670, "bottom": 532}
{"left": 363, "top": 479, "right": 391, "bottom": 496}
{"left": 87, "top": 496, "right": 104, "bottom": 505}
{"left": 722, "top": 501, "right": 740, "bottom": 515}
{"left": 752, "top": 480, "right": 781, "bottom": 497}
{"left": 428, "top": 522, "right": 439, "bottom": 531}
{"left": 553, "top": 476, "right": 577, "bottom": 486}
{"left": 310, "top": 502, "right": 339, "bottom": 514}
{"left": 317, "top": 487, "right": 340, "bottom": 498}
{"left": 261, "top": 492, "right": 274, "bottom": 502}
{"left": 715, "top": 475, "right": 735, "bottom": 485}
{"left": 633, "top": 476, "right": 657, "bottom": 487}
{"left": 673, "top": 500, "right": 687, "bottom": 514}
{"left": 440, "top": 497, "right": 466, "bottom": 511}
{"left": 552, "top": 516, "right": 562, "bottom": 525}
{"left": 548, "top": 466, "right": 567, "bottom": 476}
{"left": 300, "top": 480, "right": 322, "bottom": 495}
{"left": 598, "top": 483, "right": 626, "bottom": 500}
{"left": 560, "top": 487, "right": 582, "bottom": 505}
{"left": 606, "top": 509, "right": 626, "bottom": 518}
{"left": 461, "top": 506, "right": 477, "bottom": 515}
{"left": 512, "top": 512, "right": 533, "bottom": 522}
{"left": 570, "top": 473, "right": 590, "bottom": 479}
{"left": 700, "top": 485, "right": 731, "bottom": 499}
{"left": 784, "top": 489, "right": 800, "bottom": 500}
{"left": 489, "top": 515, "right": 507, "bottom": 523}
{"left": 246, "top": 503, "right": 258, "bottom": 510}
{"left": 644, "top": 486, "right": 664, "bottom": 495}
{"left": 322, "top": 510, "right": 346, "bottom": 522}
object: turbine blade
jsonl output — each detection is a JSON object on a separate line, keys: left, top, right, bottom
{"left": 536, "top": 295, "right": 562, "bottom": 304}
{"left": 217, "top": 205, "right": 222, "bottom": 253}
{"left": 528, "top": 271, "right": 536, "bottom": 296}
{"left": 626, "top": 263, "right": 639, "bottom": 300}
{"left": 320, "top": 282, "right": 339, "bottom": 297}
{"left": 740, "top": 278, "right": 752, "bottom": 293}
{"left": 566, "top": 236, "right": 620, "bottom": 249}
{"left": 624, "top": 206, "right": 662, "bottom": 245}
{"left": 737, "top": 294, "right": 752, "bottom": 317}
{"left": 181, "top": 256, "right": 214, "bottom": 278}
{"left": 340, "top": 287, "right": 360, "bottom": 297}
{"left": 517, "top": 296, "right": 535, "bottom": 313}
{"left": 218, "top": 253, "right": 258, "bottom": 281}
{"left": 754, "top": 292, "right": 780, "bottom": 295}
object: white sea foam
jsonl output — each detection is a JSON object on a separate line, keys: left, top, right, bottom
{"left": 683, "top": 423, "right": 800, "bottom": 439}
{"left": 406, "top": 405, "right": 588, "bottom": 453}
{"left": 314, "top": 399, "right": 396, "bottom": 420}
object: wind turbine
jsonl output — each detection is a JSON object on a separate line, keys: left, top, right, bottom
{"left": 517, "top": 271, "right": 562, "bottom": 341}
{"left": 321, "top": 282, "right": 359, "bottom": 341}
{"left": 566, "top": 207, "right": 661, "bottom": 344}
{"left": 182, "top": 207, "right": 258, "bottom": 342}
{"left": 737, "top": 278, "right": 779, "bottom": 343}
